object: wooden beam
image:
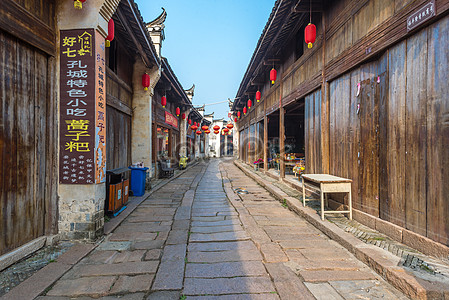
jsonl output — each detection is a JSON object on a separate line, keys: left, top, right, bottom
{"left": 116, "top": 8, "right": 152, "bottom": 69}
{"left": 279, "top": 80, "right": 285, "bottom": 179}
{"left": 321, "top": 12, "right": 329, "bottom": 174}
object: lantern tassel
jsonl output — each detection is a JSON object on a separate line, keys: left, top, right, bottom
{"left": 106, "top": 40, "right": 110, "bottom": 47}
{"left": 74, "top": 0, "right": 82, "bottom": 9}
{"left": 308, "top": 42, "right": 313, "bottom": 49}
{"left": 144, "top": 87, "right": 148, "bottom": 91}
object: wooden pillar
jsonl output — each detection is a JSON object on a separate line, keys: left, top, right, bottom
{"left": 280, "top": 105, "right": 285, "bottom": 178}
{"left": 263, "top": 100, "right": 268, "bottom": 171}
{"left": 247, "top": 119, "right": 251, "bottom": 164}
{"left": 320, "top": 13, "right": 330, "bottom": 173}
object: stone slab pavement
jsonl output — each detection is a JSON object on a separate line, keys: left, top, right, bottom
{"left": 4, "top": 159, "right": 409, "bottom": 299}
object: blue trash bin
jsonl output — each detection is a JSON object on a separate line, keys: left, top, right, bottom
{"left": 128, "top": 167, "right": 149, "bottom": 197}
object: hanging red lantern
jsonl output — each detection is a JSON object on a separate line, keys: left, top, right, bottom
{"left": 227, "top": 123, "right": 234, "bottom": 129}
{"left": 105, "top": 19, "right": 114, "bottom": 47}
{"left": 161, "top": 96, "right": 167, "bottom": 108}
{"left": 201, "top": 125, "right": 209, "bottom": 131}
{"left": 214, "top": 130, "right": 220, "bottom": 134}
{"left": 247, "top": 99, "right": 252, "bottom": 109}
{"left": 213, "top": 125, "right": 220, "bottom": 131}
{"left": 191, "top": 124, "right": 198, "bottom": 131}
{"left": 305, "top": 23, "right": 316, "bottom": 49}
{"left": 270, "top": 68, "right": 277, "bottom": 85}
{"left": 237, "top": 111, "right": 241, "bottom": 118}
{"left": 142, "top": 73, "right": 150, "bottom": 91}
{"left": 243, "top": 107, "right": 247, "bottom": 115}
{"left": 196, "top": 130, "right": 202, "bottom": 135}
{"left": 204, "top": 130, "right": 211, "bottom": 134}
{"left": 176, "top": 107, "right": 180, "bottom": 116}
{"left": 74, "top": 0, "right": 86, "bottom": 9}
{"left": 256, "top": 90, "right": 261, "bottom": 102}
{"left": 223, "top": 128, "right": 229, "bottom": 133}
{"left": 234, "top": 117, "right": 238, "bottom": 122}
{"left": 182, "top": 113, "right": 186, "bottom": 120}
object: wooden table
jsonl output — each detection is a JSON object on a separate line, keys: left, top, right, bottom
{"left": 301, "top": 174, "right": 352, "bottom": 220}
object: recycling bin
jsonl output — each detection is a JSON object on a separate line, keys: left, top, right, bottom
{"left": 129, "top": 166, "right": 149, "bottom": 197}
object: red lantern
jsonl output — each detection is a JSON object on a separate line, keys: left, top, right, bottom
{"left": 214, "top": 130, "right": 220, "bottom": 134}
{"left": 234, "top": 117, "right": 238, "bottom": 122}
{"left": 223, "top": 128, "right": 229, "bottom": 133}
{"left": 227, "top": 123, "right": 234, "bottom": 129}
{"left": 243, "top": 107, "right": 247, "bottom": 115}
{"left": 191, "top": 124, "right": 198, "bottom": 131}
{"left": 270, "top": 68, "right": 277, "bottom": 85}
{"left": 188, "top": 119, "right": 191, "bottom": 125}
{"left": 194, "top": 122, "right": 197, "bottom": 126}
{"left": 213, "top": 125, "right": 220, "bottom": 131}
{"left": 237, "top": 111, "right": 241, "bottom": 118}
{"left": 204, "top": 130, "right": 211, "bottom": 134}
{"left": 142, "top": 73, "right": 150, "bottom": 91}
{"left": 74, "top": 0, "right": 86, "bottom": 9}
{"left": 106, "top": 19, "right": 114, "bottom": 47}
{"left": 161, "top": 96, "right": 167, "bottom": 108}
{"left": 305, "top": 23, "right": 316, "bottom": 49}
{"left": 176, "top": 107, "right": 180, "bottom": 116}
{"left": 247, "top": 99, "right": 252, "bottom": 109}
{"left": 256, "top": 90, "right": 261, "bottom": 102}
{"left": 196, "top": 130, "right": 202, "bottom": 135}
{"left": 201, "top": 125, "right": 209, "bottom": 131}
{"left": 182, "top": 113, "right": 186, "bottom": 120}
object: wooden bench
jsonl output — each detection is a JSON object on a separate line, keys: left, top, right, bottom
{"left": 158, "top": 161, "right": 174, "bottom": 178}
{"left": 301, "top": 174, "right": 352, "bottom": 221}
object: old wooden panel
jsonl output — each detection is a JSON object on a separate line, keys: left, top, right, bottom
{"left": 325, "top": 20, "right": 352, "bottom": 65}
{"left": 382, "top": 42, "right": 407, "bottom": 227}
{"left": 426, "top": 16, "right": 449, "bottom": 245}
{"left": 106, "top": 106, "right": 132, "bottom": 170}
{"left": 405, "top": 29, "right": 428, "bottom": 236}
{"left": 329, "top": 73, "right": 351, "bottom": 195}
{"left": 0, "top": 30, "right": 53, "bottom": 255}
{"left": 359, "top": 63, "right": 379, "bottom": 216}
{"left": 0, "top": 0, "right": 55, "bottom": 55}
{"left": 349, "top": 68, "right": 361, "bottom": 209}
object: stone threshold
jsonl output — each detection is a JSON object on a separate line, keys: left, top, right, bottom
{"left": 234, "top": 159, "right": 449, "bottom": 300}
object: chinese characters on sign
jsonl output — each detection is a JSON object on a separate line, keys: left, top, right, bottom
{"left": 165, "top": 111, "right": 178, "bottom": 128}
{"left": 60, "top": 29, "right": 106, "bottom": 184}
{"left": 407, "top": 0, "right": 435, "bottom": 32}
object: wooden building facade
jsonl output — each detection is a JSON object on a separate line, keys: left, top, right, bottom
{"left": 234, "top": 0, "right": 449, "bottom": 250}
{"left": 0, "top": 0, "right": 58, "bottom": 256}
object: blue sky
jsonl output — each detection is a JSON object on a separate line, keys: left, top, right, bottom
{"left": 135, "top": 0, "right": 275, "bottom": 120}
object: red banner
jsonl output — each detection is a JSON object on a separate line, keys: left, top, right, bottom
{"left": 165, "top": 111, "right": 178, "bottom": 128}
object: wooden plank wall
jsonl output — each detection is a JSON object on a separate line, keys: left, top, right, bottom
{"left": 316, "top": 16, "right": 449, "bottom": 245}
{"left": 0, "top": 30, "right": 56, "bottom": 255}
{"left": 106, "top": 106, "right": 131, "bottom": 170}
{"left": 304, "top": 89, "right": 322, "bottom": 173}
{"left": 426, "top": 16, "right": 449, "bottom": 245}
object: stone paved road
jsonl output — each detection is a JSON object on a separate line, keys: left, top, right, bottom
{"left": 35, "top": 159, "right": 408, "bottom": 299}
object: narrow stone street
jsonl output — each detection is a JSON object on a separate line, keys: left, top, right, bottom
{"left": 31, "top": 159, "right": 407, "bottom": 299}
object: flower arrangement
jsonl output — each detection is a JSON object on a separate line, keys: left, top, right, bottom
{"left": 253, "top": 158, "right": 263, "bottom": 164}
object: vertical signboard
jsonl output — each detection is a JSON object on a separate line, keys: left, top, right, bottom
{"left": 60, "top": 29, "right": 106, "bottom": 184}
{"left": 95, "top": 31, "right": 106, "bottom": 183}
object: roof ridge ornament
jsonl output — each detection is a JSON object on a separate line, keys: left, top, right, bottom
{"left": 146, "top": 8, "right": 167, "bottom": 27}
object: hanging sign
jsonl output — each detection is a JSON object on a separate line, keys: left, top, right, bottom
{"left": 59, "top": 29, "right": 106, "bottom": 184}
{"left": 165, "top": 111, "right": 178, "bottom": 128}
{"left": 407, "top": 0, "right": 435, "bottom": 32}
